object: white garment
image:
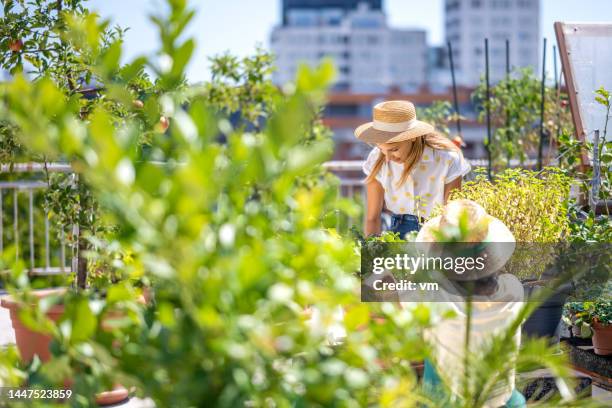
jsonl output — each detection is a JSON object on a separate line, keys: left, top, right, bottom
{"left": 362, "top": 146, "right": 471, "bottom": 219}
{"left": 402, "top": 274, "right": 524, "bottom": 408}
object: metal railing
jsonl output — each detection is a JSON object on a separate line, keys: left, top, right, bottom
{"left": 0, "top": 163, "right": 76, "bottom": 275}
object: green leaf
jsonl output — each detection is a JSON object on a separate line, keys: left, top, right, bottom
{"left": 106, "top": 284, "right": 133, "bottom": 303}
{"left": 171, "top": 38, "right": 195, "bottom": 77}
{"left": 68, "top": 298, "right": 97, "bottom": 344}
{"left": 101, "top": 40, "right": 122, "bottom": 73}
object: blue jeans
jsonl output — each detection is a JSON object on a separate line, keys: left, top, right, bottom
{"left": 389, "top": 213, "right": 421, "bottom": 238}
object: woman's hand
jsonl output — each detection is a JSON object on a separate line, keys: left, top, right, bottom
{"left": 364, "top": 180, "right": 384, "bottom": 236}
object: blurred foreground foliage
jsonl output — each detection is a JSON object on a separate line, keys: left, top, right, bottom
{"left": 0, "top": 1, "right": 599, "bottom": 407}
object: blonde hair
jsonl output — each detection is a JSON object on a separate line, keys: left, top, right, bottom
{"left": 365, "top": 132, "right": 460, "bottom": 187}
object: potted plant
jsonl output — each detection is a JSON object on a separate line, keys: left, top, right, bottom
{"left": 582, "top": 301, "right": 612, "bottom": 356}
{"left": 563, "top": 302, "right": 593, "bottom": 339}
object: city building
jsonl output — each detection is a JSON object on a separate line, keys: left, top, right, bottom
{"left": 281, "top": 0, "right": 382, "bottom": 25}
{"left": 445, "top": 0, "right": 540, "bottom": 86}
{"left": 427, "top": 45, "right": 453, "bottom": 92}
{"left": 271, "top": 0, "right": 427, "bottom": 93}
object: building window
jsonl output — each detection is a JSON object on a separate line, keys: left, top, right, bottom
{"left": 321, "top": 9, "right": 344, "bottom": 27}
{"left": 351, "top": 17, "right": 382, "bottom": 28}
{"left": 490, "top": 0, "right": 510, "bottom": 9}
{"left": 446, "top": 17, "right": 461, "bottom": 29}
{"left": 287, "top": 10, "right": 318, "bottom": 27}
{"left": 324, "top": 104, "right": 359, "bottom": 117}
{"left": 367, "top": 35, "right": 379, "bottom": 45}
{"left": 518, "top": 0, "right": 532, "bottom": 8}
{"left": 446, "top": 0, "right": 460, "bottom": 12}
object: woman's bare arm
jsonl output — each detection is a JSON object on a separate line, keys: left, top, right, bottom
{"left": 364, "top": 180, "right": 385, "bottom": 237}
{"left": 444, "top": 178, "right": 462, "bottom": 203}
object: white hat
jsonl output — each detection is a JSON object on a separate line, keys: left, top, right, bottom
{"left": 415, "top": 200, "right": 516, "bottom": 281}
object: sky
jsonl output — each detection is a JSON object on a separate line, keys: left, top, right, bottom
{"left": 88, "top": 0, "right": 612, "bottom": 83}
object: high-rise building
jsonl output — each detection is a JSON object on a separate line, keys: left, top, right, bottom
{"left": 281, "top": 0, "right": 382, "bottom": 26}
{"left": 271, "top": 1, "right": 427, "bottom": 93}
{"left": 445, "top": 0, "right": 540, "bottom": 86}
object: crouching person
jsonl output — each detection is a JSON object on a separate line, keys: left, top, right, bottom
{"left": 408, "top": 199, "right": 526, "bottom": 408}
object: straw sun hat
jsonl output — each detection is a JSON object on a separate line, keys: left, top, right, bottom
{"left": 354, "top": 100, "right": 435, "bottom": 143}
{"left": 415, "top": 200, "right": 516, "bottom": 281}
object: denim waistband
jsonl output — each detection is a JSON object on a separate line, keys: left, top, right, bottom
{"left": 390, "top": 213, "right": 423, "bottom": 223}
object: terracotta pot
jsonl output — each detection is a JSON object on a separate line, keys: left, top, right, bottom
{"left": 592, "top": 321, "right": 612, "bottom": 356}
{"left": 0, "top": 288, "right": 143, "bottom": 406}
{"left": 1, "top": 288, "right": 66, "bottom": 362}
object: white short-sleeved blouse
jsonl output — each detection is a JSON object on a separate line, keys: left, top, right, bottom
{"left": 362, "top": 146, "right": 471, "bottom": 219}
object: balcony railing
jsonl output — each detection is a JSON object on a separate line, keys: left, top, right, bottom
{"left": 0, "top": 163, "right": 76, "bottom": 275}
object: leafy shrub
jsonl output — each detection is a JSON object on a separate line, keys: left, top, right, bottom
{"left": 449, "top": 168, "right": 572, "bottom": 280}
{"left": 568, "top": 206, "right": 612, "bottom": 243}
{"left": 472, "top": 67, "right": 573, "bottom": 167}
{"left": 450, "top": 168, "right": 571, "bottom": 242}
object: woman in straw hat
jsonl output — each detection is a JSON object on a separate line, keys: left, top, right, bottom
{"left": 356, "top": 100, "right": 471, "bottom": 238}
